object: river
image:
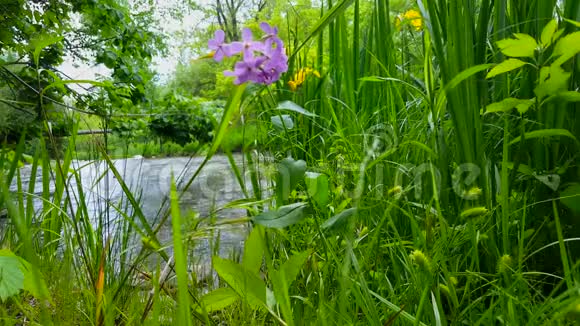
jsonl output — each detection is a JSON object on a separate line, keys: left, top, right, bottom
{"left": 7, "top": 154, "right": 270, "bottom": 279}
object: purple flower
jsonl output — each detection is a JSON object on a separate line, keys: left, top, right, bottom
{"left": 209, "top": 22, "right": 288, "bottom": 85}
{"left": 260, "top": 22, "right": 278, "bottom": 39}
{"left": 260, "top": 22, "right": 282, "bottom": 49}
{"left": 261, "top": 49, "right": 288, "bottom": 84}
{"left": 224, "top": 56, "right": 267, "bottom": 85}
{"left": 208, "top": 30, "right": 231, "bottom": 62}
{"left": 230, "top": 28, "right": 262, "bottom": 60}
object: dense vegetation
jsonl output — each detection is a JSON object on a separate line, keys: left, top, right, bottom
{"left": 1, "top": 0, "right": 580, "bottom": 325}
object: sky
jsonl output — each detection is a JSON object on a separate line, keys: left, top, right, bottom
{"left": 58, "top": 0, "right": 212, "bottom": 86}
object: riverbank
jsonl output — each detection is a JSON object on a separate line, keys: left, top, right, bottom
{"left": 72, "top": 124, "right": 259, "bottom": 160}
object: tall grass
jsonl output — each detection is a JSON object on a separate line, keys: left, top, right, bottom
{"left": 1, "top": 0, "right": 580, "bottom": 325}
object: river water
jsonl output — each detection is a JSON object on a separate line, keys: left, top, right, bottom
{"left": 8, "top": 154, "right": 270, "bottom": 278}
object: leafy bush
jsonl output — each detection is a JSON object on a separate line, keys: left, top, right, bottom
{"left": 182, "top": 140, "right": 201, "bottom": 153}
{"left": 149, "top": 93, "right": 214, "bottom": 146}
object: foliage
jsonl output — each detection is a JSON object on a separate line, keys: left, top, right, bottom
{"left": 0, "top": 0, "right": 164, "bottom": 143}
{"left": 149, "top": 93, "right": 213, "bottom": 146}
{"left": 2, "top": 0, "right": 580, "bottom": 325}
{"left": 0, "top": 250, "right": 24, "bottom": 302}
{"left": 172, "top": 60, "right": 218, "bottom": 98}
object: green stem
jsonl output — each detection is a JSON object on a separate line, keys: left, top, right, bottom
{"left": 501, "top": 114, "right": 510, "bottom": 255}
{"left": 552, "top": 200, "right": 573, "bottom": 289}
{"left": 414, "top": 287, "right": 430, "bottom": 326}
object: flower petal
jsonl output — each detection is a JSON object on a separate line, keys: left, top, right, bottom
{"left": 208, "top": 39, "right": 218, "bottom": 49}
{"left": 224, "top": 70, "right": 236, "bottom": 77}
{"left": 215, "top": 29, "right": 225, "bottom": 42}
{"left": 242, "top": 28, "right": 253, "bottom": 41}
{"left": 213, "top": 49, "right": 225, "bottom": 61}
{"left": 260, "top": 22, "right": 272, "bottom": 34}
{"left": 229, "top": 42, "right": 243, "bottom": 55}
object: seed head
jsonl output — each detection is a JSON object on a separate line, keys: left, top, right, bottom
{"left": 464, "top": 186, "right": 482, "bottom": 200}
{"left": 497, "top": 254, "right": 513, "bottom": 274}
{"left": 410, "top": 249, "right": 431, "bottom": 272}
{"left": 388, "top": 185, "right": 403, "bottom": 196}
{"left": 461, "top": 206, "right": 488, "bottom": 220}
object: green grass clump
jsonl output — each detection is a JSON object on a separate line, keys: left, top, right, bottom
{"left": 2, "top": 0, "right": 580, "bottom": 325}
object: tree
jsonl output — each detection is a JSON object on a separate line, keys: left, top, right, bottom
{"left": 0, "top": 0, "right": 165, "bottom": 143}
{"left": 172, "top": 60, "right": 218, "bottom": 98}
{"left": 209, "top": 0, "right": 267, "bottom": 41}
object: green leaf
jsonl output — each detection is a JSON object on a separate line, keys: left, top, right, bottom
{"left": 271, "top": 115, "right": 294, "bottom": 130}
{"left": 541, "top": 19, "right": 559, "bottom": 47}
{"left": 534, "top": 174, "right": 560, "bottom": 191}
{"left": 555, "top": 91, "right": 580, "bottom": 102}
{"left": 359, "top": 76, "right": 387, "bottom": 82}
{"left": 483, "top": 98, "right": 534, "bottom": 115}
{"left": 0, "top": 250, "right": 24, "bottom": 302}
{"left": 30, "top": 33, "right": 63, "bottom": 67}
{"left": 269, "top": 271, "right": 289, "bottom": 323}
{"left": 290, "top": 0, "right": 355, "bottom": 60}
{"left": 563, "top": 18, "right": 580, "bottom": 28}
{"left": 212, "top": 256, "right": 267, "bottom": 309}
{"left": 103, "top": 50, "right": 118, "bottom": 68}
{"left": 504, "top": 162, "right": 535, "bottom": 176}
{"left": 305, "top": 172, "right": 329, "bottom": 209}
{"left": 446, "top": 64, "right": 495, "bottom": 90}
{"left": 253, "top": 203, "right": 308, "bottom": 228}
{"left": 436, "top": 64, "right": 494, "bottom": 117}
{"left": 553, "top": 31, "right": 580, "bottom": 66}
{"left": 198, "top": 287, "right": 239, "bottom": 313}
{"left": 281, "top": 250, "right": 311, "bottom": 286}
{"left": 276, "top": 157, "right": 306, "bottom": 203}
{"left": 509, "top": 129, "right": 578, "bottom": 146}
{"left": 358, "top": 76, "right": 430, "bottom": 104}
{"left": 222, "top": 198, "right": 270, "bottom": 210}
{"left": 243, "top": 226, "right": 264, "bottom": 274}
{"left": 209, "top": 84, "right": 247, "bottom": 157}
{"left": 486, "top": 59, "right": 527, "bottom": 79}
{"left": 270, "top": 250, "right": 311, "bottom": 324}
{"left": 560, "top": 183, "right": 580, "bottom": 214}
{"left": 534, "top": 65, "right": 571, "bottom": 101}
{"left": 515, "top": 100, "right": 535, "bottom": 114}
{"left": 276, "top": 101, "right": 317, "bottom": 117}
{"left": 321, "top": 207, "right": 357, "bottom": 232}
{"left": 18, "top": 258, "right": 49, "bottom": 301}
{"left": 496, "top": 33, "right": 538, "bottom": 58}
{"left": 170, "top": 176, "right": 192, "bottom": 326}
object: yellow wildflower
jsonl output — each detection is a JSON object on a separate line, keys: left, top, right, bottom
{"left": 395, "top": 9, "right": 423, "bottom": 32}
{"left": 288, "top": 67, "right": 320, "bottom": 91}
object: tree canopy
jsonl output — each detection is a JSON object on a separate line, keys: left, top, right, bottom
{"left": 0, "top": 0, "right": 164, "bottom": 140}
